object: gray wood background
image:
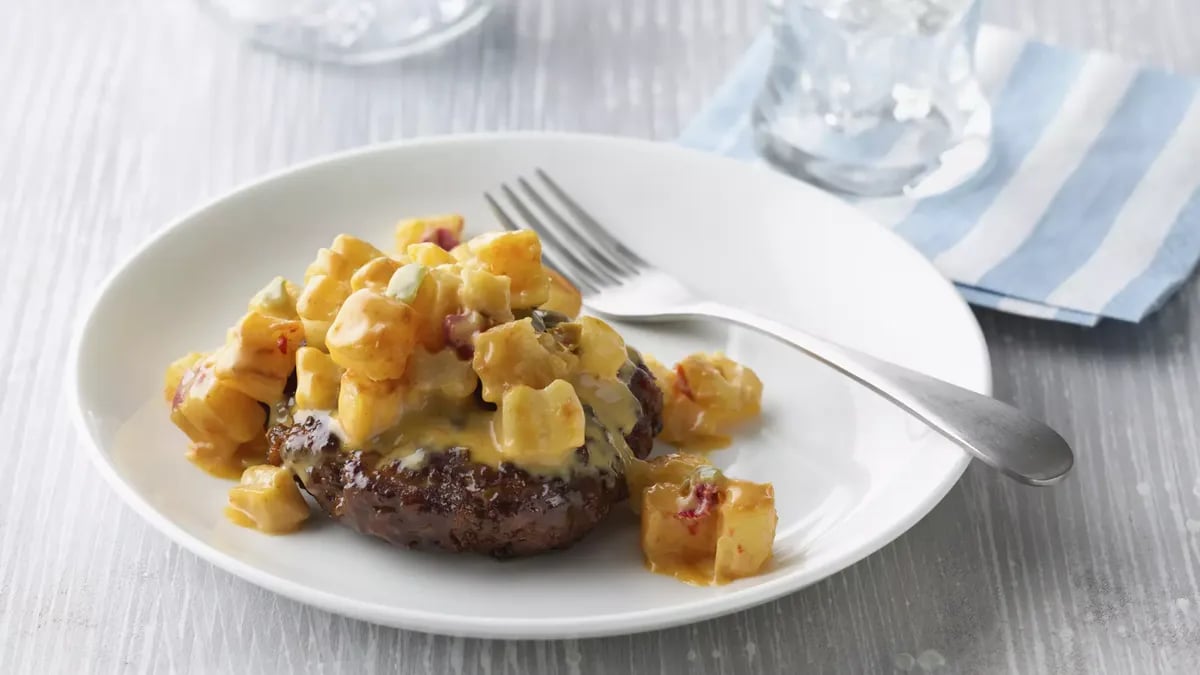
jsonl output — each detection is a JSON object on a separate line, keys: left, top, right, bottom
{"left": 3, "top": 0, "right": 1199, "bottom": 672}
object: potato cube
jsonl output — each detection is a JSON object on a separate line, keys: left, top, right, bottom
{"left": 542, "top": 268, "right": 582, "bottom": 318}
{"left": 326, "top": 289, "right": 419, "bottom": 381}
{"left": 173, "top": 357, "right": 265, "bottom": 443}
{"left": 500, "top": 380, "right": 585, "bottom": 467}
{"left": 404, "top": 347, "right": 477, "bottom": 403}
{"left": 625, "top": 452, "right": 711, "bottom": 511}
{"left": 304, "top": 247, "right": 356, "bottom": 282}
{"left": 576, "top": 316, "right": 627, "bottom": 378}
{"left": 164, "top": 351, "right": 206, "bottom": 404}
{"left": 297, "top": 274, "right": 352, "bottom": 323}
{"left": 294, "top": 346, "right": 343, "bottom": 410}
{"left": 226, "top": 465, "right": 311, "bottom": 534}
{"left": 713, "top": 481, "right": 777, "bottom": 582}
{"left": 331, "top": 234, "right": 384, "bottom": 269}
{"left": 337, "top": 372, "right": 405, "bottom": 446}
{"left": 213, "top": 311, "right": 304, "bottom": 402}
{"left": 395, "top": 214, "right": 465, "bottom": 252}
{"left": 678, "top": 353, "right": 763, "bottom": 425}
{"left": 459, "top": 265, "right": 513, "bottom": 322}
{"left": 472, "top": 318, "right": 573, "bottom": 403}
{"left": 350, "top": 256, "right": 402, "bottom": 293}
{"left": 464, "top": 230, "right": 550, "bottom": 308}
{"left": 406, "top": 242, "right": 456, "bottom": 267}
{"left": 300, "top": 319, "right": 331, "bottom": 351}
{"left": 409, "top": 265, "right": 463, "bottom": 352}
{"left": 247, "top": 276, "right": 300, "bottom": 319}
{"left": 641, "top": 482, "right": 720, "bottom": 579}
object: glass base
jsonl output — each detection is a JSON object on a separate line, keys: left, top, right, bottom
{"left": 199, "top": 0, "right": 493, "bottom": 66}
{"left": 754, "top": 107, "right": 994, "bottom": 199}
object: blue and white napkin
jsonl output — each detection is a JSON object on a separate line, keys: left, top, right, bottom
{"left": 680, "top": 27, "right": 1200, "bottom": 325}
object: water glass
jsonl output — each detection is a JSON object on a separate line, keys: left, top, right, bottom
{"left": 753, "top": 0, "right": 992, "bottom": 197}
{"left": 200, "top": 0, "right": 493, "bottom": 65}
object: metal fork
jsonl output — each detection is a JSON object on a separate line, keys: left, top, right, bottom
{"left": 485, "top": 170, "right": 1075, "bottom": 486}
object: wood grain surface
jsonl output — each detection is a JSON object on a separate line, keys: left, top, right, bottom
{"left": 3, "top": 0, "right": 1200, "bottom": 672}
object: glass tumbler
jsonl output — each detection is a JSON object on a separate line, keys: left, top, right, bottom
{"left": 200, "top": 0, "right": 493, "bottom": 65}
{"left": 753, "top": 0, "right": 992, "bottom": 197}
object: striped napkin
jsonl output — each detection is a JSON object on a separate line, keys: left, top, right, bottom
{"left": 680, "top": 26, "right": 1200, "bottom": 325}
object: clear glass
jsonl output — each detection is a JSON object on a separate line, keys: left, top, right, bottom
{"left": 753, "top": 0, "right": 992, "bottom": 197}
{"left": 199, "top": 0, "right": 493, "bottom": 65}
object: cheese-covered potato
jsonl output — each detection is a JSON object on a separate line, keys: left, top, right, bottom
{"left": 304, "top": 247, "right": 356, "bottom": 283}
{"left": 575, "top": 316, "right": 626, "bottom": 379}
{"left": 213, "top": 311, "right": 304, "bottom": 403}
{"left": 248, "top": 277, "right": 300, "bottom": 320}
{"left": 395, "top": 214, "right": 464, "bottom": 252}
{"left": 331, "top": 234, "right": 385, "bottom": 269}
{"left": 337, "top": 371, "right": 405, "bottom": 446}
{"left": 500, "top": 380, "right": 586, "bottom": 467}
{"left": 459, "top": 265, "right": 513, "bottom": 322}
{"left": 350, "top": 256, "right": 403, "bottom": 293}
{"left": 543, "top": 268, "right": 582, "bottom": 319}
{"left": 472, "top": 318, "right": 574, "bottom": 403}
{"left": 294, "top": 346, "right": 343, "bottom": 410}
{"left": 172, "top": 356, "right": 265, "bottom": 443}
{"left": 650, "top": 352, "right": 763, "bottom": 450}
{"left": 326, "top": 289, "right": 419, "bottom": 381}
{"left": 226, "top": 465, "right": 311, "bottom": 534}
{"left": 460, "top": 230, "right": 549, "bottom": 308}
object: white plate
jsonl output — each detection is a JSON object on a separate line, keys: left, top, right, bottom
{"left": 69, "top": 133, "right": 990, "bottom": 639}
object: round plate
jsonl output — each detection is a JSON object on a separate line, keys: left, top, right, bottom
{"left": 69, "top": 133, "right": 990, "bottom": 639}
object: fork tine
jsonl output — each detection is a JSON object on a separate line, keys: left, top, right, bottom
{"left": 535, "top": 169, "right": 649, "bottom": 268}
{"left": 486, "top": 191, "right": 600, "bottom": 294}
{"left": 516, "top": 177, "right": 635, "bottom": 280}
{"left": 484, "top": 192, "right": 521, "bottom": 232}
{"left": 498, "top": 185, "right": 613, "bottom": 292}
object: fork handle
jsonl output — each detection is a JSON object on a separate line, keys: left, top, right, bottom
{"left": 690, "top": 301, "right": 1074, "bottom": 486}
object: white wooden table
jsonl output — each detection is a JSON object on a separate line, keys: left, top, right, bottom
{"left": 4, "top": 1, "right": 1200, "bottom": 672}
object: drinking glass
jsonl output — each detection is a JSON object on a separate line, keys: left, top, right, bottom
{"left": 753, "top": 0, "right": 991, "bottom": 197}
{"left": 200, "top": 0, "right": 493, "bottom": 65}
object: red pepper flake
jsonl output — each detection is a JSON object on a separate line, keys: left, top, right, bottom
{"left": 736, "top": 545, "right": 744, "bottom": 554}
{"left": 675, "top": 364, "right": 694, "bottom": 400}
{"left": 676, "top": 482, "right": 719, "bottom": 520}
{"left": 276, "top": 336, "right": 288, "bottom": 354}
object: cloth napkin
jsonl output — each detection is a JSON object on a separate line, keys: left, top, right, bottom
{"left": 680, "top": 26, "right": 1200, "bottom": 325}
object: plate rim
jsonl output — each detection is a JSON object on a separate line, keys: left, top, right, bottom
{"left": 67, "top": 131, "right": 992, "bottom": 639}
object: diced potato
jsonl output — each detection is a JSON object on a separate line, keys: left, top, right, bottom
{"left": 713, "top": 481, "right": 777, "bottom": 583}
{"left": 395, "top": 214, "right": 465, "bottom": 252}
{"left": 677, "top": 353, "right": 763, "bottom": 425}
{"left": 500, "top": 380, "right": 585, "bottom": 467}
{"left": 625, "top": 452, "right": 711, "bottom": 511}
{"left": 297, "top": 274, "right": 352, "bottom": 324}
{"left": 213, "top": 312, "right": 304, "bottom": 402}
{"left": 300, "top": 319, "right": 331, "bottom": 351}
{"left": 404, "top": 347, "right": 478, "bottom": 403}
{"left": 472, "top": 318, "right": 573, "bottom": 403}
{"left": 248, "top": 277, "right": 300, "bottom": 320}
{"left": 641, "top": 482, "right": 720, "bottom": 578}
{"left": 459, "top": 265, "right": 513, "bottom": 322}
{"left": 326, "top": 289, "right": 419, "bottom": 381}
{"left": 654, "top": 352, "right": 763, "bottom": 450}
{"left": 337, "top": 372, "right": 405, "bottom": 446}
{"left": 409, "top": 265, "right": 463, "bottom": 352}
{"left": 463, "top": 230, "right": 550, "bottom": 308}
{"left": 331, "top": 234, "right": 384, "bottom": 269}
{"left": 295, "top": 346, "right": 343, "bottom": 410}
{"left": 172, "top": 357, "right": 265, "bottom": 443}
{"left": 350, "top": 257, "right": 403, "bottom": 293}
{"left": 226, "top": 465, "right": 311, "bottom": 534}
{"left": 164, "top": 351, "right": 206, "bottom": 404}
{"left": 304, "top": 247, "right": 356, "bottom": 283}
{"left": 575, "top": 316, "right": 627, "bottom": 378}
{"left": 406, "top": 242, "right": 456, "bottom": 267}
{"left": 542, "top": 268, "right": 582, "bottom": 318}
